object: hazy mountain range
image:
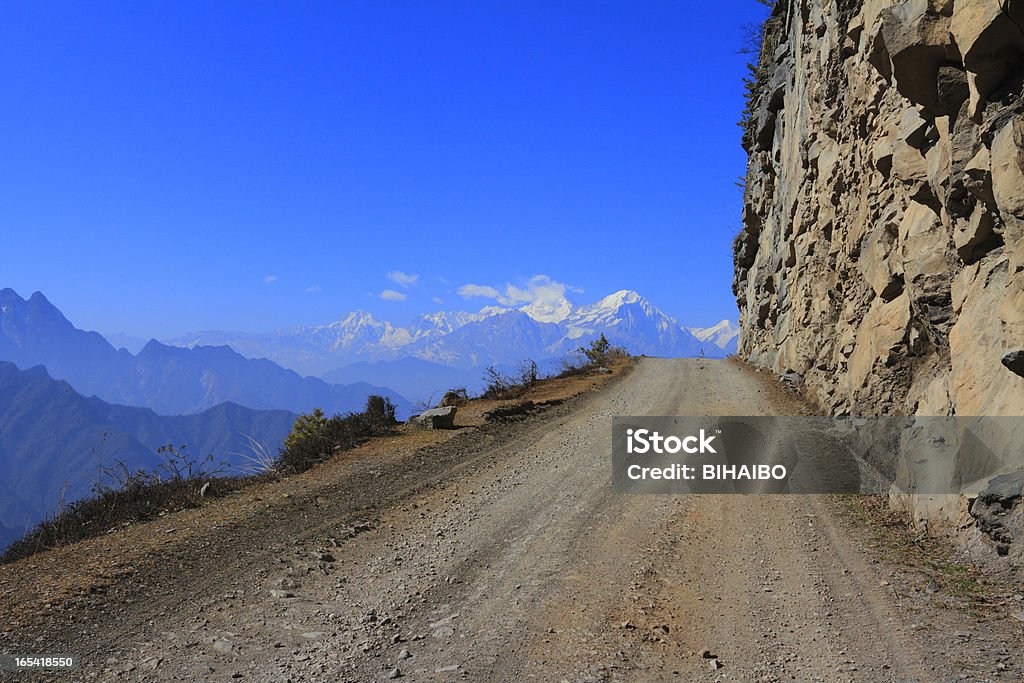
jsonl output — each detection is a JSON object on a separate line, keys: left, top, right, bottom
{"left": 0, "top": 288, "right": 411, "bottom": 418}
{"left": 0, "top": 361, "right": 296, "bottom": 552}
{"left": 170, "top": 290, "right": 739, "bottom": 392}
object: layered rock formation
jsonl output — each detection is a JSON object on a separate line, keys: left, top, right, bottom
{"left": 734, "top": 0, "right": 1024, "bottom": 418}
{"left": 734, "top": 0, "right": 1024, "bottom": 548}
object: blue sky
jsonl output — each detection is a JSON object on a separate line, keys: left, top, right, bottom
{"left": 1, "top": 1, "right": 769, "bottom": 338}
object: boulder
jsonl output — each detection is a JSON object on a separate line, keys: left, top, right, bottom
{"left": 406, "top": 406, "right": 457, "bottom": 430}
{"left": 978, "top": 470, "right": 1024, "bottom": 507}
{"left": 971, "top": 470, "right": 1024, "bottom": 555}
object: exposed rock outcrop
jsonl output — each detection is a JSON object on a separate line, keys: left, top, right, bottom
{"left": 735, "top": 0, "right": 1024, "bottom": 418}
{"left": 734, "top": 0, "right": 1024, "bottom": 545}
{"left": 971, "top": 470, "right": 1024, "bottom": 555}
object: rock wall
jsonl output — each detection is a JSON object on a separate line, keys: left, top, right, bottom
{"left": 734, "top": 0, "right": 1024, "bottom": 549}
{"left": 734, "top": 0, "right": 1024, "bottom": 419}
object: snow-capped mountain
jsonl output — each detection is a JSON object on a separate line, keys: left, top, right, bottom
{"left": 412, "top": 310, "right": 565, "bottom": 369}
{"left": 168, "top": 290, "right": 737, "bottom": 377}
{"left": 688, "top": 320, "right": 740, "bottom": 352}
{"left": 554, "top": 291, "right": 706, "bottom": 358}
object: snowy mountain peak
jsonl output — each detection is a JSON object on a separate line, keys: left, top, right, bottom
{"left": 597, "top": 290, "right": 643, "bottom": 308}
{"left": 521, "top": 296, "right": 573, "bottom": 324}
{"left": 688, "top": 320, "right": 740, "bottom": 350}
{"left": 167, "top": 290, "right": 738, "bottom": 374}
{"left": 572, "top": 290, "right": 659, "bottom": 326}
{"left": 411, "top": 311, "right": 463, "bottom": 332}
{"left": 335, "top": 310, "right": 380, "bottom": 327}
{"left": 472, "top": 305, "right": 512, "bottom": 320}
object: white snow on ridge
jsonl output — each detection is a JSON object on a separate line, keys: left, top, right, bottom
{"left": 688, "top": 320, "right": 740, "bottom": 349}
{"left": 168, "top": 290, "right": 737, "bottom": 374}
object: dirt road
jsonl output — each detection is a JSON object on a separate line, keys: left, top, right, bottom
{"left": 3, "top": 358, "right": 1020, "bottom": 681}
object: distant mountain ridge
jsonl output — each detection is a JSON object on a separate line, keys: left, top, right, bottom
{"left": 0, "top": 288, "right": 411, "bottom": 418}
{"left": 0, "top": 361, "right": 296, "bottom": 552}
{"left": 172, "top": 290, "right": 738, "bottom": 376}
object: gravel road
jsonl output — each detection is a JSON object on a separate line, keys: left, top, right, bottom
{"left": 3, "top": 358, "right": 1021, "bottom": 682}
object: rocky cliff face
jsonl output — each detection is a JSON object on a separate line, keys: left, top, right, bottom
{"left": 734, "top": 0, "right": 1024, "bottom": 550}
{"left": 734, "top": 0, "right": 1024, "bottom": 419}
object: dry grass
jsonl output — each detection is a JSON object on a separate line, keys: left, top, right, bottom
{"left": 836, "top": 495, "right": 1018, "bottom": 612}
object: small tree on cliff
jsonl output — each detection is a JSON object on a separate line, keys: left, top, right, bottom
{"left": 283, "top": 408, "right": 329, "bottom": 454}
{"left": 580, "top": 334, "right": 611, "bottom": 367}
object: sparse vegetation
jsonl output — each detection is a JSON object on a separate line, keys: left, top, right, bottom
{"left": 365, "top": 394, "right": 398, "bottom": 424}
{"left": 283, "top": 407, "right": 330, "bottom": 455}
{"left": 275, "top": 396, "right": 397, "bottom": 475}
{"left": 3, "top": 396, "right": 400, "bottom": 563}
{"left": 553, "top": 336, "right": 629, "bottom": 379}
{"left": 232, "top": 435, "right": 278, "bottom": 475}
{"left": 481, "top": 359, "right": 545, "bottom": 400}
{"left": 579, "top": 333, "right": 611, "bottom": 366}
{"left": 481, "top": 366, "right": 521, "bottom": 400}
{"left": 580, "top": 334, "right": 628, "bottom": 368}
{"left": 485, "top": 400, "right": 538, "bottom": 421}
{"left": 555, "top": 350, "right": 590, "bottom": 378}
{"left": 838, "top": 496, "right": 1000, "bottom": 610}
{"left": 2, "top": 444, "right": 238, "bottom": 563}
{"left": 4, "top": 355, "right": 633, "bottom": 564}
{"left": 738, "top": 0, "right": 784, "bottom": 148}
{"left": 518, "top": 359, "right": 539, "bottom": 386}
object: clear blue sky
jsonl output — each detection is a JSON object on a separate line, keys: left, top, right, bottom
{"left": 1, "top": 1, "right": 769, "bottom": 338}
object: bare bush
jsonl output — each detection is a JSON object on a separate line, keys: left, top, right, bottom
{"left": 3, "top": 444, "right": 233, "bottom": 563}
{"left": 518, "top": 359, "right": 539, "bottom": 385}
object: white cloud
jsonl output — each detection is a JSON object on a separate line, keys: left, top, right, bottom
{"left": 263, "top": 274, "right": 279, "bottom": 285}
{"left": 456, "top": 275, "right": 575, "bottom": 323}
{"left": 387, "top": 270, "right": 419, "bottom": 288}
{"left": 380, "top": 289, "right": 407, "bottom": 302}
{"left": 505, "top": 275, "right": 573, "bottom": 322}
{"left": 305, "top": 285, "right": 322, "bottom": 294}
{"left": 458, "top": 284, "right": 501, "bottom": 299}
{"left": 432, "top": 296, "right": 444, "bottom": 305}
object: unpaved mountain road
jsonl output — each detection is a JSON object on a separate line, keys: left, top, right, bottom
{"left": 3, "top": 358, "right": 1021, "bottom": 682}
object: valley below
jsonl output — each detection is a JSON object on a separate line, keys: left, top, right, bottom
{"left": 2, "top": 358, "right": 1020, "bottom": 682}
